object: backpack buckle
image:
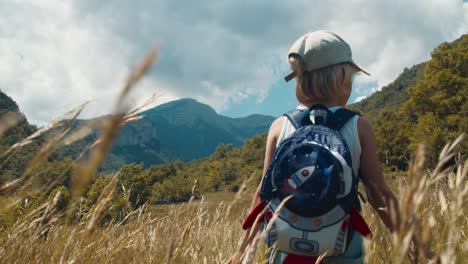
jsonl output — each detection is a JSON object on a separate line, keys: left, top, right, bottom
{"left": 309, "top": 109, "right": 328, "bottom": 125}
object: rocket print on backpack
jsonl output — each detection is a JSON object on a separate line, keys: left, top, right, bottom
{"left": 242, "top": 104, "right": 372, "bottom": 257}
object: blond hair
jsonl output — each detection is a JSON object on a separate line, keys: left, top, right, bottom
{"left": 288, "top": 55, "right": 358, "bottom": 105}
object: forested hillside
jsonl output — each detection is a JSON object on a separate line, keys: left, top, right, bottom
{"left": 86, "top": 135, "right": 266, "bottom": 218}
{"left": 360, "top": 34, "right": 467, "bottom": 170}
{"left": 0, "top": 91, "right": 39, "bottom": 185}
{"left": 352, "top": 62, "right": 425, "bottom": 117}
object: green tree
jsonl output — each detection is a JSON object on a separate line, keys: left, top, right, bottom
{"left": 404, "top": 35, "right": 467, "bottom": 166}
{"left": 117, "top": 163, "right": 150, "bottom": 207}
{"left": 370, "top": 112, "right": 414, "bottom": 171}
{"left": 48, "top": 185, "right": 71, "bottom": 212}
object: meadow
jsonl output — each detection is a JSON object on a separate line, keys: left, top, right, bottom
{"left": 0, "top": 150, "right": 466, "bottom": 263}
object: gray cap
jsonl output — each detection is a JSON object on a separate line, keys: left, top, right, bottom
{"left": 284, "top": 30, "right": 369, "bottom": 82}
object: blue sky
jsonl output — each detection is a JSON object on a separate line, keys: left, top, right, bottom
{"left": 221, "top": 75, "right": 379, "bottom": 118}
{"left": 0, "top": 0, "right": 467, "bottom": 124}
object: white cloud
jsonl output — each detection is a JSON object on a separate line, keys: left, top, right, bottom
{"left": 324, "top": 0, "right": 467, "bottom": 92}
{"left": 0, "top": 0, "right": 466, "bottom": 124}
{"left": 0, "top": 0, "right": 137, "bottom": 124}
{"left": 354, "top": 96, "right": 367, "bottom": 103}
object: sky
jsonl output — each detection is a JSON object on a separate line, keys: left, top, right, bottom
{"left": 0, "top": 0, "right": 467, "bottom": 125}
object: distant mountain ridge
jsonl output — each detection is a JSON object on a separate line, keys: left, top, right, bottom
{"left": 351, "top": 62, "right": 426, "bottom": 116}
{"left": 138, "top": 98, "right": 274, "bottom": 159}
{"left": 352, "top": 34, "right": 466, "bottom": 117}
{"left": 60, "top": 98, "right": 275, "bottom": 170}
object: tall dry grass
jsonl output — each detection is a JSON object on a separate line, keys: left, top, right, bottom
{"left": 362, "top": 136, "right": 467, "bottom": 264}
{"left": 0, "top": 141, "right": 466, "bottom": 263}
{"left": 0, "top": 47, "right": 466, "bottom": 263}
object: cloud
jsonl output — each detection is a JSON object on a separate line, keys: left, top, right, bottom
{"left": 353, "top": 96, "right": 367, "bottom": 103}
{"left": 325, "top": 0, "right": 467, "bottom": 92}
{"left": 0, "top": 0, "right": 466, "bottom": 124}
{"left": 0, "top": 0, "right": 136, "bottom": 123}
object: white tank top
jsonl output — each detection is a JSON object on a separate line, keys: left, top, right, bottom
{"left": 276, "top": 105, "right": 361, "bottom": 175}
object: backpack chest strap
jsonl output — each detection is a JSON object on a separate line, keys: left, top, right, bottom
{"left": 284, "top": 105, "right": 359, "bottom": 131}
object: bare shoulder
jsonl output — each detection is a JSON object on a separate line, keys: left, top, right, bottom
{"left": 357, "top": 116, "right": 376, "bottom": 145}
{"left": 357, "top": 116, "right": 374, "bottom": 134}
{"left": 268, "top": 116, "right": 285, "bottom": 139}
{"left": 357, "top": 116, "right": 383, "bottom": 185}
{"left": 262, "top": 116, "right": 286, "bottom": 175}
{"left": 271, "top": 116, "right": 285, "bottom": 129}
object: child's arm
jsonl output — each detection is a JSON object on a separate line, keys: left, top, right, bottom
{"left": 358, "top": 117, "right": 400, "bottom": 232}
{"left": 227, "top": 117, "right": 283, "bottom": 264}
{"left": 358, "top": 117, "right": 440, "bottom": 262}
{"left": 249, "top": 116, "right": 284, "bottom": 210}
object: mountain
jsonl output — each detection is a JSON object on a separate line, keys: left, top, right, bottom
{"left": 352, "top": 34, "right": 467, "bottom": 169}
{"left": 0, "top": 92, "right": 21, "bottom": 115}
{"left": 352, "top": 34, "right": 466, "bottom": 117}
{"left": 0, "top": 90, "right": 37, "bottom": 146}
{"left": 351, "top": 62, "right": 425, "bottom": 116}
{"left": 62, "top": 98, "right": 275, "bottom": 170}
{"left": 0, "top": 90, "right": 38, "bottom": 182}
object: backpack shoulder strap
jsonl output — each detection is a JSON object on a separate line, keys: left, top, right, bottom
{"left": 332, "top": 108, "right": 360, "bottom": 131}
{"left": 283, "top": 109, "right": 306, "bottom": 129}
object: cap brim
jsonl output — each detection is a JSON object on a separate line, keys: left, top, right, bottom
{"left": 351, "top": 62, "right": 370, "bottom": 75}
{"left": 284, "top": 62, "right": 370, "bottom": 83}
{"left": 284, "top": 71, "right": 296, "bottom": 82}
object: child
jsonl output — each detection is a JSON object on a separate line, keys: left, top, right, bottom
{"left": 228, "top": 31, "right": 400, "bottom": 264}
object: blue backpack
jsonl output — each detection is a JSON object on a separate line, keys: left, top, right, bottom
{"left": 257, "top": 104, "right": 370, "bottom": 257}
